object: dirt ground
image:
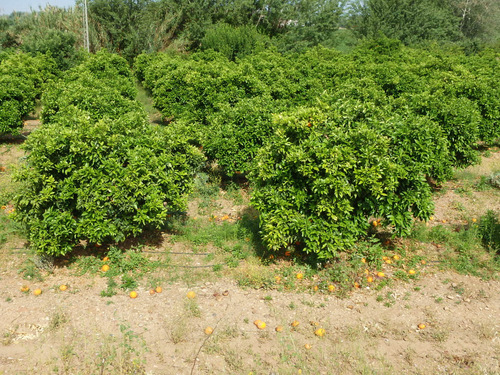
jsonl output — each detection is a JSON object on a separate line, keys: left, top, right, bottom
{"left": 0, "top": 134, "right": 499, "bottom": 374}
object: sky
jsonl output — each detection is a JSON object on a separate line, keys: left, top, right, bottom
{"left": 0, "top": 0, "right": 77, "bottom": 15}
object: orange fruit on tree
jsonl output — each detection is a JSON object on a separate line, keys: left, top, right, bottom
{"left": 155, "top": 286, "right": 162, "bottom": 293}
{"left": 33, "top": 288, "right": 42, "bottom": 296}
{"left": 59, "top": 285, "right": 68, "bottom": 291}
{"left": 101, "top": 264, "right": 110, "bottom": 272}
{"left": 187, "top": 291, "right": 196, "bottom": 299}
{"left": 204, "top": 326, "right": 214, "bottom": 335}
{"left": 314, "top": 328, "right": 326, "bottom": 337}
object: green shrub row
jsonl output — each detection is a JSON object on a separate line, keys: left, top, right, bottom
{"left": 134, "top": 41, "right": 499, "bottom": 259}
{"left": 0, "top": 52, "right": 55, "bottom": 135}
{"left": 14, "top": 51, "right": 204, "bottom": 256}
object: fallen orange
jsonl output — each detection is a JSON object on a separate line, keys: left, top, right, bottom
{"left": 59, "top": 285, "right": 68, "bottom": 291}
{"left": 129, "top": 291, "right": 138, "bottom": 298}
{"left": 187, "top": 291, "right": 196, "bottom": 299}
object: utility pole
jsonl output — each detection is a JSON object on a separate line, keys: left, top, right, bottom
{"left": 83, "top": 0, "right": 90, "bottom": 52}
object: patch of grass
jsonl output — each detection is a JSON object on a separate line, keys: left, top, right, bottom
{"left": 410, "top": 220, "right": 500, "bottom": 279}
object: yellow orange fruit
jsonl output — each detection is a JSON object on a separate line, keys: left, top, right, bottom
{"left": 385, "top": 259, "right": 392, "bottom": 264}
{"left": 59, "top": 285, "right": 68, "bottom": 291}
{"left": 155, "top": 286, "right": 162, "bottom": 293}
{"left": 377, "top": 272, "right": 385, "bottom": 278}
{"left": 418, "top": 323, "right": 426, "bottom": 330}
{"left": 354, "top": 282, "right": 360, "bottom": 289}
{"left": 429, "top": 216, "right": 434, "bottom": 221}
{"left": 291, "top": 320, "right": 300, "bottom": 328}
{"left": 275, "top": 276, "right": 281, "bottom": 283}
{"left": 102, "top": 256, "right": 109, "bottom": 262}
{"left": 408, "top": 269, "right": 416, "bottom": 275}
{"left": 372, "top": 220, "right": 378, "bottom": 227}
{"left": 296, "top": 273, "right": 304, "bottom": 280}
{"left": 314, "top": 328, "right": 326, "bottom": 337}
{"left": 149, "top": 289, "right": 156, "bottom": 295}
{"left": 257, "top": 321, "right": 266, "bottom": 330}
{"left": 275, "top": 325, "right": 283, "bottom": 332}
{"left": 129, "top": 291, "right": 138, "bottom": 299}
{"left": 313, "top": 285, "right": 318, "bottom": 292}
{"left": 101, "top": 264, "right": 110, "bottom": 272}
{"left": 327, "top": 285, "right": 335, "bottom": 292}
{"left": 382, "top": 256, "right": 389, "bottom": 261}
{"left": 472, "top": 218, "right": 477, "bottom": 223}
{"left": 33, "top": 289, "right": 42, "bottom": 296}
{"left": 421, "top": 260, "right": 426, "bottom": 265}
{"left": 304, "top": 344, "right": 312, "bottom": 350}
{"left": 254, "top": 320, "right": 262, "bottom": 326}
{"left": 367, "top": 276, "right": 373, "bottom": 283}
{"left": 20, "top": 285, "right": 30, "bottom": 293}
{"left": 204, "top": 326, "right": 214, "bottom": 335}
{"left": 187, "top": 291, "right": 196, "bottom": 299}
{"left": 393, "top": 254, "right": 400, "bottom": 260}
{"left": 361, "top": 258, "right": 367, "bottom": 263}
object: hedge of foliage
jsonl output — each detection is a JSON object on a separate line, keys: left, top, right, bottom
{"left": 136, "top": 38, "right": 499, "bottom": 259}
{"left": 14, "top": 51, "right": 204, "bottom": 256}
{"left": 0, "top": 52, "right": 55, "bottom": 135}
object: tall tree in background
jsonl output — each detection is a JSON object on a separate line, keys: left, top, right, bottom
{"left": 450, "top": 0, "right": 500, "bottom": 42}
{"left": 348, "top": 0, "right": 461, "bottom": 44}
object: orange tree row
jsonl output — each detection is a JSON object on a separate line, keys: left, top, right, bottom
{"left": 13, "top": 51, "right": 204, "bottom": 256}
{"left": 135, "top": 38, "right": 500, "bottom": 259}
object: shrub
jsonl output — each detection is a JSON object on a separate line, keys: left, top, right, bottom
{"left": 13, "top": 109, "right": 204, "bottom": 256}
{"left": 250, "top": 107, "right": 436, "bottom": 259}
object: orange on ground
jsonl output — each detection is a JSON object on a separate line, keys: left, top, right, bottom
{"left": 314, "top": 328, "right": 326, "bottom": 337}
{"left": 101, "top": 264, "right": 110, "bottom": 272}
{"left": 385, "top": 259, "right": 392, "bottom": 264}
{"left": 187, "top": 291, "right": 196, "bottom": 299}
{"left": 327, "top": 285, "right": 335, "bottom": 292}
{"left": 418, "top": 323, "right": 426, "bottom": 330}
{"left": 313, "top": 285, "right": 318, "bottom": 292}
{"left": 393, "top": 254, "right": 400, "bottom": 260}
{"left": 59, "top": 285, "right": 68, "bottom": 291}
{"left": 204, "top": 327, "right": 214, "bottom": 335}
{"left": 377, "top": 272, "right": 385, "bottom": 278}
{"left": 367, "top": 276, "right": 373, "bottom": 283}
{"left": 20, "top": 285, "right": 30, "bottom": 293}
{"left": 275, "top": 326, "right": 283, "bottom": 332}
{"left": 129, "top": 291, "right": 138, "bottom": 298}
{"left": 149, "top": 289, "right": 156, "bottom": 295}
{"left": 33, "top": 289, "right": 42, "bottom": 296}
{"left": 102, "top": 256, "right": 109, "bottom": 262}
{"left": 354, "top": 282, "right": 360, "bottom": 288}
{"left": 304, "top": 344, "right": 312, "bottom": 350}
{"left": 361, "top": 258, "right": 367, "bottom": 263}
{"left": 155, "top": 286, "right": 162, "bottom": 293}
{"left": 421, "top": 260, "right": 427, "bottom": 265}
{"left": 291, "top": 320, "right": 300, "bottom": 328}
{"left": 296, "top": 273, "right": 304, "bottom": 280}
{"left": 408, "top": 269, "right": 416, "bottom": 275}
{"left": 257, "top": 321, "right": 266, "bottom": 330}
